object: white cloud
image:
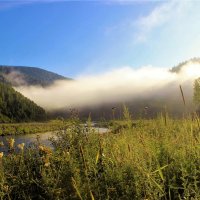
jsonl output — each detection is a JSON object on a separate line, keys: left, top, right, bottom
{"left": 104, "top": 0, "right": 193, "bottom": 45}
{"left": 15, "top": 62, "right": 200, "bottom": 110}
{"left": 135, "top": 0, "right": 191, "bottom": 42}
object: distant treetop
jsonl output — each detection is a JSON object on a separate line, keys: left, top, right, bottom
{"left": 170, "top": 57, "right": 200, "bottom": 73}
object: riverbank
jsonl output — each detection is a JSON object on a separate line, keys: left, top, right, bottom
{"left": 0, "top": 120, "right": 67, "bottom": 136}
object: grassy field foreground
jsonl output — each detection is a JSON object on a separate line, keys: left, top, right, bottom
{"left": 0, "top": 112, "right": 200, "bottom": 199}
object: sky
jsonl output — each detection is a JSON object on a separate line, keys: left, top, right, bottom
{"left": 1, "top": 0, "right": 200, "bottom": 78}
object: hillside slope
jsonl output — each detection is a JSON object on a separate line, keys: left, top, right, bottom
{"left": 0, "top": 82, "right": 46, "bottom": 122}
{"left": 0, "top": 65, "right": 71, "bottom": 86}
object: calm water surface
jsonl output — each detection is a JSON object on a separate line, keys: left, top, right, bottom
{"left": 0, "top": 127, "right": 108, "bottom": 153}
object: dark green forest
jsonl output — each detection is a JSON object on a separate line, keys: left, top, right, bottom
{"left": 0, "top": 82, "right": 46, "bottom": 123}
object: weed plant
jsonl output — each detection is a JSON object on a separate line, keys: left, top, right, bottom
{"left": 0, "top": 108, "right": 200, "bottom": 199}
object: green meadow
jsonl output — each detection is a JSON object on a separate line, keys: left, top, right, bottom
{"left": 0, "top": 109, "right": 200, "bottom": 200}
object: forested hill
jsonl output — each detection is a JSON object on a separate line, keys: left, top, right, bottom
{"left": 0, "top": 82, "right": 46, "bottom": 123}
{"left": 0, "top": 65, "right": 71, "bottom": 87}
{"left": 0, "top": 65, "right": 71, "bottom": 122}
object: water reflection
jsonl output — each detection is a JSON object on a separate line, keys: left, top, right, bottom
{"left": 0, "top": 127, "right": 108, "bottom": 153}
{"left": 0, "top": 131, "right": 56, "bottom": 153}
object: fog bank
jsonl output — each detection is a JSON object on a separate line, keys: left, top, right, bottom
{"left": 15, "top": 62, "right": 200, "bottom": 111}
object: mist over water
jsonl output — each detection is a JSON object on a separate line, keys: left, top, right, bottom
{"left": 15, "top": 61, "right": 200, "bottom": 111}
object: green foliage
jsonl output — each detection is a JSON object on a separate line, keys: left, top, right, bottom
{"left": 0, "top": 116, "right": 200, "bottom": 199}
{"left": 0, "top": 82, "right": 46, "bottom": 122}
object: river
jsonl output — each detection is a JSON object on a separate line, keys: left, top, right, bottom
{"left": 0, "top": 127, "right": 108, "bottom": 153}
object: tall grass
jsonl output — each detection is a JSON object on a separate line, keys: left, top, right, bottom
{"left": 0, "top": 111, "right": 200, "bottom": 199}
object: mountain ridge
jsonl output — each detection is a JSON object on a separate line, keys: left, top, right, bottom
{"left": 0, "top": 65, "right": 72, "bottom": 87}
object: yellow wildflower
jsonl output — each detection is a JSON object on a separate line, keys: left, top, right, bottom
{"left": 43, "top": 156, "right": 50, "bottom": 167}
{"left": 0, "top": 152, "right": 3, "bottom": 159}
{"left": 39, "top": 145, "right": 52, "bottom": 155}
{"left": 44, "top": 161, "right": 50, "bottom": 167}
{"left": 7, "top": 138, "right": 15, "bottom": 149}
{"left": 38, "top": 145, "right": 44, "bottom": 151}
{"left": 17, "top": 143, "right": 25, "bottom": 151}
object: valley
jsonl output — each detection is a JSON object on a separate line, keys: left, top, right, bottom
{"left": 0, "top": 61, "right": 200, "bottom": 199}
{"left": 1, "top": 1, "right": 200, "bottom": 199}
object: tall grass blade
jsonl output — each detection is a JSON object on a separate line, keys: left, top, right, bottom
{"left": 152, "top": 165, "right": 168, "bottom": 181}
{"left": 179, "top": 85, "right": 186, "bottom": 106}
{"left": 72, "top": 177, "right": 83, "bottom": 200}
{"left": 95, "top": 150, "right": 100, "bottom": 165}
{"left": 90, "top": 191, "right": 95, "bottom": 200}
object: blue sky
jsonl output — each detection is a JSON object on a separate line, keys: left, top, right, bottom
{"left": 0, "top": 0, "right": 200, "bottom": 78}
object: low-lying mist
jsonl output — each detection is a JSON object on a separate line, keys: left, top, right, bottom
{"left": 15, "top": 61, "right": 200, "bottom": 111}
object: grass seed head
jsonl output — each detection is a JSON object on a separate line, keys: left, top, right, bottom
{"left": 17, "top": 143, "right": 25, "bottom": 151}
